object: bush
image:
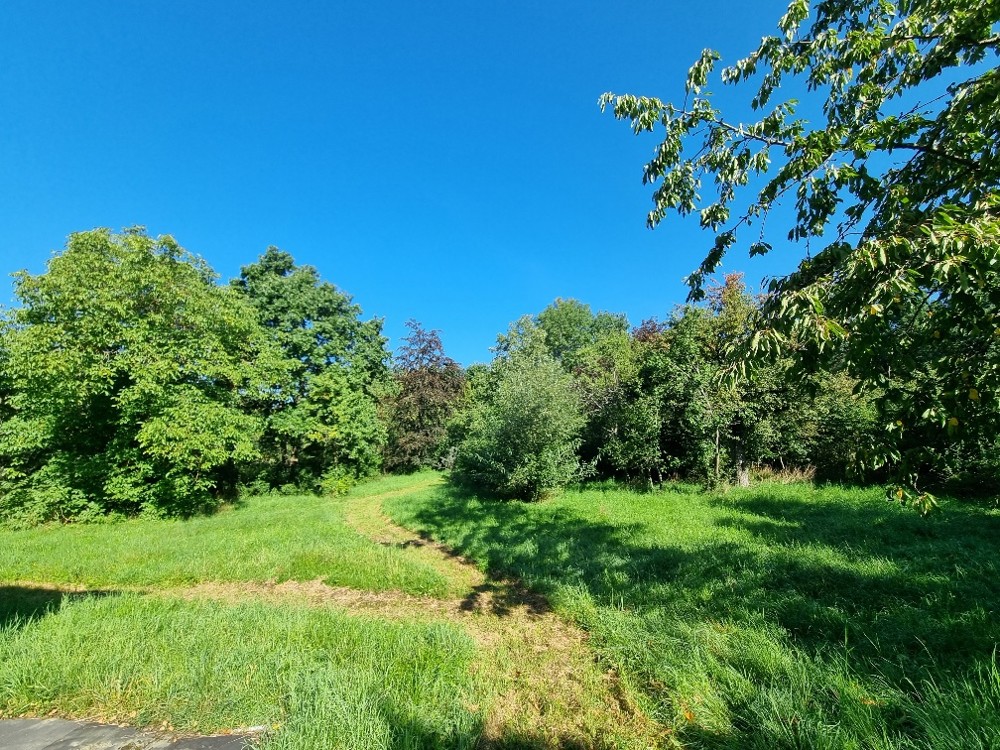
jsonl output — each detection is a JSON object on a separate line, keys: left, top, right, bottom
{"left": 0, "top": 463, "right": 103, "bottom": 528}
{"left": 319, "top": 466, "right": 357, "bottom": 497}
{"left": 451, "top": 345, "right": 584, "bottom": 500}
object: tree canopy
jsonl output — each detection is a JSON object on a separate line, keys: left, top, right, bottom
{"left": 231, "top": 246, "right": 388, "bottom": 387}
{"left": 601, "top": 0, "right": 1000, "bottom": 505}
{"left": 0, "top": 228, "right": 283, "bottom": 523}
{"left": 232, "top": 247, "right": 391, "bottom": 491}
{"left": 384, "top": 320, "right": 465, "bottom": 473}
{"left": 534, "top": 298, "right": 629, "bottom": 368}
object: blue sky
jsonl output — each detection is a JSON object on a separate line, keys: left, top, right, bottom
{"left": 1, "top": 0, "right": 798, "bottom": 365}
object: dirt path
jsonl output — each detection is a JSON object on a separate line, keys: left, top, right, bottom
{"left": 339, "top": 479, "right": 660, "bottom": 749}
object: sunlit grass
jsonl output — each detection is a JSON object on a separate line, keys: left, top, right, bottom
{"left": 5, "top": 471, "right": 997, "bottom": 748}
{"left": 0, "top": 473, "right": 450, "bottom": 597}
{"left": 386, "top": 480, "right": 1000, "bottom": 749}
{"left": 0, "top": 593, "right": 481, "bottom": 750}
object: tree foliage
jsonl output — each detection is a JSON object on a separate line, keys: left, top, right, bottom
{"left": 231, "top": 247, "right": 388, "bottom": 386}
{"left": 451, "top": 318, "right": 585, "bottom": 500}
{"left": 384, "top": 320, "right": 465, "bottom": 472}
{"left": 231, "top": 247, "right": 390, "bottom": 490}
{"left": 0, "top": 228, "right": 282, "bottom": 523}
{"left": 534, "top": 298, "right": 628, "bottom": 369}
{"left": 601, "top": 0, "right": 999, "bottom": 504}
{"left": 572, "top": 278, "right": 879, "bottom": 486}
{"left": 0, "top": 226, "right": 896, "bottom": 524}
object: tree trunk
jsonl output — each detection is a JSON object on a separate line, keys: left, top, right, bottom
{"left": 734, "top": 440, "right": 750, "bottom": 487}
{"left": 714, "top": 428, "right": 721, "bottom": 484}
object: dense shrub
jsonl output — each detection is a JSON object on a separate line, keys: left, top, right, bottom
{"left": 451, "top": 323, "right": 585, "bottom": 500}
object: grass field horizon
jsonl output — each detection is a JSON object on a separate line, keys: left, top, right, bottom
{"left": 2, "top": 473, "right": 998, "bottom": 748}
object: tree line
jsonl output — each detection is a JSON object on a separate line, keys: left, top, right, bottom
{"left": 2, "top": 0, "right": 996, "bottom": 523}
{"left": 1, "top": 227, "right": 994, "bottom": 527}
{"left": 601, "top": 0, "right": 999, "bottom": 510}
{"left": 0, "top": 231, "right": 394, "bottom": 524}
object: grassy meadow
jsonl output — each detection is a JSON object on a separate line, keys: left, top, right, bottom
{"left": 1, "top": 473, "right": 485, "bottom": 749}
{"left": 2, "top": 472, "right": 999, "bottom": 748}
{"left": 387, "top": 481, "right": 1000, "bottom": 749}
{"left": 0, "top": 474, "right": 454, "bottom": 597}
{"left": 1, "top": 594, "right": 479, "bottom": 749}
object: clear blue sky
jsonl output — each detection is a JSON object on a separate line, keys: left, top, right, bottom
{"left": 1, "top": 0, "right": 798, "bottom": 365}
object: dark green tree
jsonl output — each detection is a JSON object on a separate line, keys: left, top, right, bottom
{"left": 231, "top": 247, "right": 388, "bottom": 387}
{"left": 231, "top": 247, "right": 390, "bottom": 490}
{"left": 648, "top": 305, "right": 736, "bottom": 481}
{"left": 579, "top": 276, "right": 878, "bottom": 486}
{"left": 572, "top": 327, "right": 658, "bottom": 480}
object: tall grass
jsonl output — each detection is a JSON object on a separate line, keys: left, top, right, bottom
{"left": 386, "top": 480, "right": 1000, "bottom": 748}
{"left": 0, "top": 593, "right": 481, "bottom": 750}
{"left": 5, "top": 472, "right": 996, "bottom": 748}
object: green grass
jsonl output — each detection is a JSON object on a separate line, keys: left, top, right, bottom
{"left": 0, "top": 474, "right": 450, "bottom": 596}
{"left": 0, "top": 592, "right": 481, "bottom": 749}
{"left": 5, "top": 472, "right": 998, "bottom": 748}
{"left": 0, "top": 471, "right": 486, "bottom": 749}
{"left": 385, "top": 480, "right": 1000, "bottom": 749}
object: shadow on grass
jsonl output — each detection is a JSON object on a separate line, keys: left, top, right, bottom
{"left": 377, "top": 698, "right": 611, "bottom": 750}
{"left": 458, "top": 581, "right": 551, "bottom": 617}
{"left": 708, "top": 490, "right": 1000, "bottom": 654}
{"left": 404, "top": 483, "right": 1000, "bottom": 642}
{"left": 396, "top": 482, "right": 1000, "bottom": 747}
{"left": 0, "top": 586, "right": 118, "bottom": 632}
{"left": 714, "top": 487, "right": 1000, "bottom": 555}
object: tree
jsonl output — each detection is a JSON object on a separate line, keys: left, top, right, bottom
{"left": 646, "top": 305, "right": 736, "bottom": 482}
{"left": 587, "top": 276, "right": 878, "bottom": 486}
{"left": 451, "top": 318, "right": 585, "bottom": 500}
{"left": 304, "top": 365, "right": 386, "bottom": 489}
{"left": 384, "top": 321, "right": 465, "bottom": 472}
{"left": 572, "top": 327, "right": 662, "bottom": 481}
{"left": 0, "top": 228, "right": 282, "bottom": 524}
{"left": 535, "top": 298, "right": 628, "bottom": 369}
{"left": 231, "top": 247, "right": 388, "bottom": 388}
{"left": 231, "top": 248, "right": 391, "bottom": 489}
{"left": 601, "top": 0, "right": 999, "bottom": 506}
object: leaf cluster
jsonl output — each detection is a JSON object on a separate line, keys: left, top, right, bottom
{"left": 601, "top": 0, "right": 1000, "bottom": 502}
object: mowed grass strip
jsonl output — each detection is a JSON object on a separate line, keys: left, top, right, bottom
{"left": 0, "top": 474, "right": 451, "bottom": 597}
{"left": 0, "top": 592, "right": 482, "bottom": 750}
{"left": 386, "top": 481, "right": 1000, "bottom": 749}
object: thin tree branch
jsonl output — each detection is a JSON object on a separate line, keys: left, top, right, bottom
{"left": 884, "top": 142, "right": 981, "bottom": 171}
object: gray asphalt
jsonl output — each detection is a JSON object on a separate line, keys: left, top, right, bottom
{"left": 0, "top": 719, "right": 258, "bottom": 749}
